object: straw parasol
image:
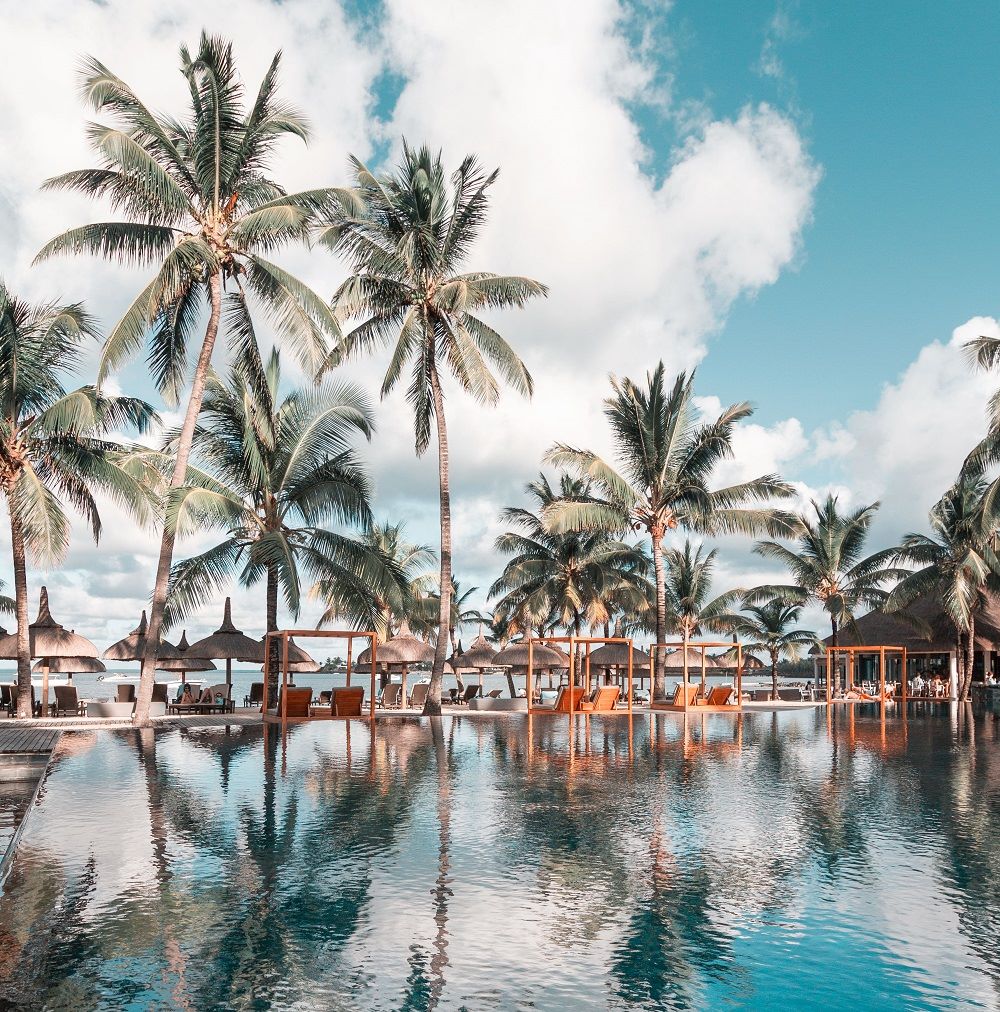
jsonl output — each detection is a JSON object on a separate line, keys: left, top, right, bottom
{"left": 375, "top": 621, "right": 434, "bottom": 700}
{"left": 0, "top": 587, "right": 100, "bottom": 713}
{"left": 258, "top": 635, "right": 319, "bottom": 674}
{"left": 103, "top": 611, "right": 183, "bottom": 662}
{"left": 586, "top": 641, "right": 650, "bottom": 693}
{"left": 491, "top": 637, "right": 565, "bottom": 669}
{"left": 663, "top": 646, "right": 721, "bottom": 670}
{"left": 154, "top": 630, "right": 217, "bottom": 679}
{"left": 33, "top": 656, "right": 106, "bottom": 674}
{"left": 454, "top": 628, "right": 502, "bottom": 688}
{"left": 186, "top": 598, "right": 264, "bottom": 696}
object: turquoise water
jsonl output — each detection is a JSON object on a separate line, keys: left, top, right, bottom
{"left": 0, "top": 707, "right": 997, "bottom": 1009}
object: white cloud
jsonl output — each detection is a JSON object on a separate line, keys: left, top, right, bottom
{"left": 0, "top": 0, "right": 822, "bottom": 633}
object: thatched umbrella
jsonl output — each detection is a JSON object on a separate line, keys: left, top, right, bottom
{"left": 257, "top": 636, "right": 319, "bottom": 674}
{"left": 0, "top": 587, "right": 100, "bottom": 714}
{"left": 376, "top": 621, "right": 435, "bottom": 702}
{"left": 454, "top": 629, "right": 502, "bottom": 690}
{"left": 104, "top": 611, "right": 183, "bottom": 663}
{"left": 664, "top": 644, "right": 720, "bottom": 695}
{"left": 154, "top": 630, "right": 217, "bottom": 680}
{"left": 186, "top": 598, "right": 263, "bottom": 697}
{"left": 492, "top": 637, "right": 567, "bottom": 696}
{"left": 33, "top": 656, "right": 106, "bottom": 675}
{"left": 586, "top": 641, "right": 649, "bottom": 694}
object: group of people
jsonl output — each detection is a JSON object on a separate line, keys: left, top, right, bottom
{"left": 909, "top": 673, "right": 949, "bottom": 698}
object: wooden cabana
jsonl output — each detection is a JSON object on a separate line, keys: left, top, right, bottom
{"left": 824, "top": 644, "right": 907, "bottom": 705}
{"left": 525, "top": 635, "right": 635, "bottom": 716}
{"left": 648, "top": 639, "right": 744, "bottom": 712}
{"left": 264, "top": 629, "right": 377, "bottom": 724}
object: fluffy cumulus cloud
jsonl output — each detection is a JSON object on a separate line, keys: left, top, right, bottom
{"left": 0, "top": 0, "right": 836, "bottom": 645}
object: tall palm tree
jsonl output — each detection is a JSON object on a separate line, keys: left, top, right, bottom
{"left": 490, "top": 472, "right": 651, "bottom": 641}
{"left": 543, "top": 364, "right": 796, "bottom": 700}
{"left": 752, "top": 495, "right": 901, "bottom": 651}
{"left": 317, "top": 143, "right": 547, "bottom": 714}
{"left": 0, "top": 282, "right": 156, "bottom": 717}
{"left": 714, "top": 595, "right": 819, "bottom": 701}
{"left": 37, "top": 34, "right": 342, "bottom": 725}
{"left": 162, "top": 349, "right": 397, "bottom": 702}
{"left": 660, "top": 540, "right": 742, "bottom": 642}
{"left": 421, "top": 578, "right": 489, "bottom": 653}
{"left": 315, "top": 520, "right": 435, "bottom": 639}
{"left": 887, "top": 472, "right": 1000, "bottom": 700}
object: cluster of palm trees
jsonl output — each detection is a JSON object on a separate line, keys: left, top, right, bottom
{"left": 4, "top": 33, "right": 1000, "bottom": 722}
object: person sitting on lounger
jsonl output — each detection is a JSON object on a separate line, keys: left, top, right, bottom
{"left": 179, "top": 684, "right": 194, "bottom": 705}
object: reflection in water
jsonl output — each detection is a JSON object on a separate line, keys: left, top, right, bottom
{"left": 0, "top": 708, "right": 999, "bottom": 1008}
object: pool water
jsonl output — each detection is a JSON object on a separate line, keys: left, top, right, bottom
{"left": 0, "top": 707, "right": 998, "bottom": 1010}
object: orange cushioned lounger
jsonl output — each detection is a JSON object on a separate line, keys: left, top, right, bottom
{"left": 705, "top": 685, "right": 734, "bottom": 706}
{"left": 590, "top": 685, "right": 621, "bottom": 711}
{"left": 331, "top": 686, "right": 365, "bottom": 716}
{"left": 551, "top": 686, "right": 587, "bottom": 712}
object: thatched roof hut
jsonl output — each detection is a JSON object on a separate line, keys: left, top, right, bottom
{"left": 103, "top": 611, "right": 182, "bottom": 662}
{"left": 0, "top": 588, "right": 99, "bottom": 660}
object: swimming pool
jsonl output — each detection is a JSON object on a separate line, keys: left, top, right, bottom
{"left": 0, "top": 707, "right": 997, "bottom": 1010}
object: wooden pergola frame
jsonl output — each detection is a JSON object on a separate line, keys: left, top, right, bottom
{"left": 824, "top": 645, "right": 907, "bottom": 705}
{"left": 525, "top": 635, "right": 634, "bottom": 716}
{"left": 263, "top": 629, "right": 377, "bottom": 724}
{"left": 648, "top": 639, "right": 743, "bottom": 711}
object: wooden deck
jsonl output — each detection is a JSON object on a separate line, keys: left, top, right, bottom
{"left": 0, "top": 726, "right": 61, "bottom": 755}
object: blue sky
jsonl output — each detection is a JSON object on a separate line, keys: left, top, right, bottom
{"left": 1, "top": 0, "right": 998, "bottom": 645}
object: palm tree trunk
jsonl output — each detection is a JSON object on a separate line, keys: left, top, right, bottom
{"left": 134, "top": 271, "right": 224, "bottom": 726}
{"left": 265, "top": 562, "right": 279, "bottom": 710}
{"left": 9, "top": 514, "right": 32, "bottom": 719}
{"left": 830, "top": 616, "right": 838, "bottom": 694}
{"left": 425, "top": 363, "right": 451, "bottom": 717}
{"left": 651, "top": 531, "right": 667, "bottom": 701}
{"left": 960, "top": 615, "right": 975, "bottom": 701}
{"left": 771, "top": 648, "right": 779, "bottom": 701}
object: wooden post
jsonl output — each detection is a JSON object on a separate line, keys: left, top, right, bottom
{"left": 700, "top": 647, "right": 706, "bottom": 699}
{"left": 826, "top": 649, "right": 832, "bottom": 704}
{"left": 369, "top": 634, "right": 376, "bottom": 722}
{"left": 346, "top": 638, "right": 352, "bottom": 688}
{"left": 263, "top": 633, "right": 272, "bottom": 716}
{"left": 568, "top": 637, "right": 576, "bottom": 717}
{"left": 879, "top": 646, "right": 886, "bottom": 710}
{"left": 627, "top": 641, "right": 633, "bottom": 714}
{"left": 280, "top": 633, "right": 289, "bottom": 725}
{"left": 526, "top": 638, "right": 533, "bottom": 713}
{"left": 902, "top": 646, "right": 908, "bottom": 706}
{"left": 41, "top": 662, "right": 49, "bottom": 719}
{"left": 737, "top": 641, "right": 743, "bottom": 703}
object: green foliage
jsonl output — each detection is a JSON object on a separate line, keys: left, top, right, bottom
{"left": 752, "top": 494, "right": 902, "bottom": 637}
{"left": 318, "top": 142, "right": 547, "bottom": 454}
{"left": 162, "top": 349, "right": 398, "bottom": 630}
{"left": 0, "top": 280, "right": 158, "bottom": 566}
{"left": 37, "top": 33, "right": 340, "bottom": 402}
{"left": 490, "top": 472, "right": 652, "bottom": 636}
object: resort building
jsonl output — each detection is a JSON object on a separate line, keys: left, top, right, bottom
{"left": 816, "top": 596, "right": 1000, "bottom": 699}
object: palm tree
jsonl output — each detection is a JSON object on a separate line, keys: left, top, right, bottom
{"left": 0, "top": 282, "right": 156, "bottom": 717}
{"left": 490, "top": 472, "right": 651, "bottom": 644}
{"left": 422, "top": 578, "right": 489, "bottom": 653}
{"left": 162, "top": 349, "right": 398, "bottom": 703}
{"left": 714, "top": 595, "right": 819, "bottom": 701}
{"left": 661, "top": 540, "right": 742, "bottom": 639}
{"left": 752, "top": 495, "right": 901, "bottom": 652}
{"left": 37, "top": 34, "right": 342, "bottom": 725}
{"left": 0, "top": 580, "right": 13, "bottom": 618}
{"left": 543, "top": 364, "right": 796, "bottom": 700}
{"left": 887, "top": 472, "right": 1000, "bottom": 700}
{"left": 314, "top": 520, "right": 436, "bottom": 639}
{"left": 317, "top": 143, "right": 547, "bottom": 713}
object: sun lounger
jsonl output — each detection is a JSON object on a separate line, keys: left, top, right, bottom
{"left": 277, "top": 686, "right": 312, "bottom": 718}
{"left": 117, "top": 684, "right": 136, "bottom": 704}
{"left": 459, "top": 683, "right": 481, "bottom": 704}
{"left": 652, "top": 683, "right": 700, "bottom": 709}
{"left": 151, "top": 683, "right": 168, "bottom": 704}
{"left": 382, "top": 683, "right": 402, "bottom": 709}
{"left": 701, "top": 686, "right": 734, "bottom": 707}
{"left": 550, "top": 685, "right": 587, "bottom": 712}
{"left": 580, "top": 685, "right": 620, "bottom": 712}
{"left": 53, "top": 684, "right": 85, "bottom": 717}
{"left": 244, "top": 682, "right": 264, "bottom": 708}
{"left": 409, "top": 682, "right": 430, "bottom": 710}
{"left": 485, "top": 688, "right": 502, "bottom": 698}
{"left": 330, "top": 686, "right": 365, "bottom": 716}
